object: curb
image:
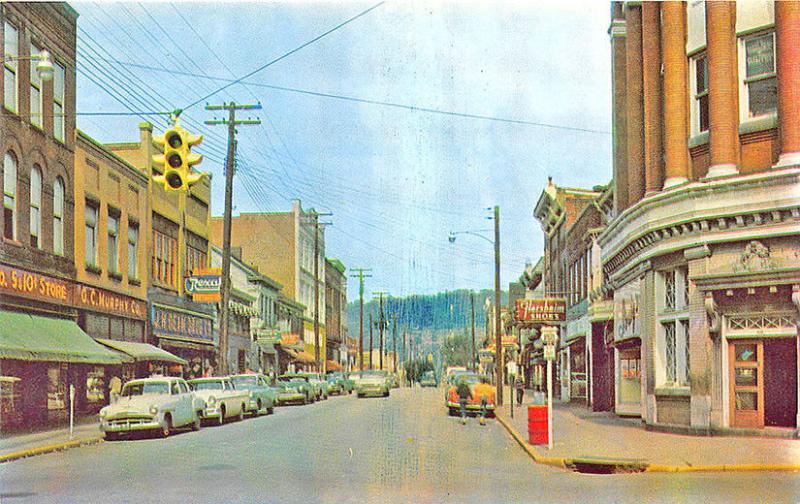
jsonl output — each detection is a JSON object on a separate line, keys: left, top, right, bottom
{"left": 494, "top": 411, "right": 800, "bottom": 474}
{"left": 0, "top": 436, "right": 105, "bottom": 464}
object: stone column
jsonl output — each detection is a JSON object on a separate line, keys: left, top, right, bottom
{"left": 642, "top": 2, "right": 663, "bottom": 194}
{"left": 775, "top": 1, "right": 800, "bottom": 167}
{"left": 610, "top": 3, "right": 629, "bottom": 213}
{"left": 625, "top": 4, "right": 646, "bottom": 204}
{"left": 661, "top": 1, "right": 690, "bottom": 188}
{"left": 705, "top": 1, "right": 739, "bottom": 178}
{"left": 685, "top": 246, "right": 714, "bottom": 430}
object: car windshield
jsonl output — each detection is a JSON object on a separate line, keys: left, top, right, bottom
{"left": 121, "top": 382, "right": 169, "bottom": 396}
{"left": 231, "top": 376, "right": 257, "bottom": 387}
{"left": 192, "top": 381, "right": 224, "bottom": 390}
{"left": 278, "top": 376, "right": 306, "bottom": 383}
{"left": 457, "top": 374, "right": 482, "bottom": 385}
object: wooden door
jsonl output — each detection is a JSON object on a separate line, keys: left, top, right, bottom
{"left": 729, "top": 340, "right": 764, "bottom": 429}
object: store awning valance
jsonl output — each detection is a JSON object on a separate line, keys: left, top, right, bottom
{"left": 283, "top": 348, "right": 315, "bottom": 363}
{"left": 0, "top": 311, "right": 129, "bottom": 364}
{"left": 96, "top": 339, "right": 187, "bottom": 365}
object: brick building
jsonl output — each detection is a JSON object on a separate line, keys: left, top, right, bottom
{"left": 325, "top": 258, "right": 347, "bottom": 370}
{"left": 602, "top": 1, "right": 799, "bottom": 433}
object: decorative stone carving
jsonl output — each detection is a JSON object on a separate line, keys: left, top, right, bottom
{"left": 737, "top": 240, "right": 773, "bottom": 272}
{"left": 705, "top": 292, "right": 721, "bottom": 337}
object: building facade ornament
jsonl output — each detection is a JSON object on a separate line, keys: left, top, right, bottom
{"left": 736, "top": 240, "right": 773, "bottom": 272}
{"left": 704, "top": 292, "right": 721, "bottom": 337}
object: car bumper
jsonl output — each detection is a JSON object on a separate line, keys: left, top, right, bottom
{"left": 277, "top": 393, "right": 305, "bottom": 404}
{"left": 204, "top": 407, "right": 222, "bottom": 419}
{"left": 446, "top": 401, "right": 495, "bottom": 411}
{"left": 356, "top": 387, "right": 387, "bottom": 396}
{"left": 101, "top": 418, "right": 160, "bottom": 433}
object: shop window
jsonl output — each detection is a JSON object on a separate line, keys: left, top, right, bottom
{"left": 47, "top": 364, "right": 67, "bottom": 410}
{"left": 29, "top": 165, "right": 42, "bottom": 248}
{"left": 53, "top": 177, "right": 64, "bottom": 255}
{"left": 127, "top": 221, "right": 139, "bottom": 280}
{"left": 664, "top": 322, "right": 677, "bottom": 383}
{"left": 85, "top": 367, "right": 106, "bottom": 404}
{"left": 107, "top": 211, "right": 119, "bottom": 275}
{"left": 4, "top": 21, "right": 18, "bottom": 113}
{"left": 29, "top": 42, "right": 43, "bottom": 128}
{"left": 619, "top": 350, "right": 641, "bottom": 405}
{"left": 690, "top": 53, "right": 709, "bottom": 135}
{"left": 740, "top": 31, "right": 777, "bottom": 120}
{"left": 3, "top": 152, "right": 17, "bottom": 240}
{"left": 681, "top": 319, "right": 690, "bottom": 386}
{"left": 53, "top": 61, "right": 65, "bottom": 142}
{"left": 85, "top": 202, "right": 99, "bottom": 268}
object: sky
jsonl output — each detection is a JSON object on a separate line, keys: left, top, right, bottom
{"left": 73, "top": 0, "right": 613, "bottom": 302}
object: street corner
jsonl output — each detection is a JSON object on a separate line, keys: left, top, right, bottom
{"left": 0, "top": 436, "right": 105, "bottom": 465}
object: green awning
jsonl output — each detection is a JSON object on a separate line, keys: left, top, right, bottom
{"left": 256, "top": 340, "right": 276, "bottom": 354}
{"left": 0, "top": 311, "right": 129, "bottom": 364}
{"left": 96, "top": 339, "right": 187, "bottom": 365}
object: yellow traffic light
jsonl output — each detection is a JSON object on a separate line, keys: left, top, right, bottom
{"left": 152, "top": 123, "right": 205, "bottom": 192}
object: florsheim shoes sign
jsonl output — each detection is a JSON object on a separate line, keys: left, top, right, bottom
{"left": 185, "top": 268, "right": 222, "bottom": 302}
{"left": 515, "top": 299, "right": 567, "bottom": 322}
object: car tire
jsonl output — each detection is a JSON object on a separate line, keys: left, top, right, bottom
{"left": 256, "top": 399, "right": 263, "bottom": 416}
{"left": 160, "top": 415, "right": 172, "bottom": 438}
{"left": 238, "top": 406, "right": 245, "bottom": 422}
{"left": 191, "top": 413, "right": 202, "bottom": 431}
{"left": 267, "top": 406, "right": 274, "bottom": 415}
{"left": 357, "top": 393, "right": 363, "bottom": 398}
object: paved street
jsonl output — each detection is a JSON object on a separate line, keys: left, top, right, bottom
{"left": 1, "top": 387, "right": 799, "bottom": 503}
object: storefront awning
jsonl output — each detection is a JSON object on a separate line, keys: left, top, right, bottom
{"left": 283, "top": 348, "right": 315, "bottom": 363}
{"left": 0, "top": 311, "right": 129, "bottom": 364}
{"left": 326, "top": 359, "right": 342, "bottom": 371}
{"left": 256, "top": 340, "right": 276, "bottom": 354}
{"left": 96, "top": 339, "right": 187, "bottom": 365}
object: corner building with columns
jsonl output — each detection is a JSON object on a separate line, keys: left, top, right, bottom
{"left": 602, "top": 1, "right": 799, "bottom": 434}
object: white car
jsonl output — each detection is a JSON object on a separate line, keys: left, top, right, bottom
{"left": 99, "top": 377, "right": 203, "bottom": 440}
{"left": 188, "top": 377, "right": 249, "bottom": 425}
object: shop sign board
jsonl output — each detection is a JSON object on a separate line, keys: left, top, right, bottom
{"left": 185, "top": 268, "right": 222, "bottom": 302}
{"left": 74, "top": 285, "right": 146, "bottom": 319}
{"left": 0, "top": 264, "right": 70, "bottom": 304}
{"left": 151, "top": 304, "right": 214, "bottom": 344}
{"left": 516, "top": 298, "right": 567, "bottom": 322}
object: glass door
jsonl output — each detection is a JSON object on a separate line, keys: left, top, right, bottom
{"left": 729, "top": 340, "right": 764, "bottom": 429}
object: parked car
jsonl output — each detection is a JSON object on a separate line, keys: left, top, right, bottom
{"left": 229, "top": 373, "right": 276, "bottom": 416}
{"left": 420, "top": 371, "right": 437, "bottom": 387}
{"left": 444, "top": 368, "right": 470, "bottom": 400}
{"left": 299, "top": 373, "right": 328, "bottom": 400}
{"left": 99, "top": 376, "right": 203, "bottom": 440}
{"left": 445, "top": 372, "right": 495, "bottom": 417}
{"left": 187, "top": 377, "right": 249, "bottom": 425}
{"left": 326, "top": 372, "right": 353, "bottom": 395}
{"left": 353, "top": 370, "right": 391, "bottom": 398}
{"left": 276, "top": 374, "right": 315, "bottom": 405}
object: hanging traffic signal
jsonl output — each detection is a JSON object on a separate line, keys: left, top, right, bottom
{"left": 152, "top": 122, "right": 205, "bottom": 192}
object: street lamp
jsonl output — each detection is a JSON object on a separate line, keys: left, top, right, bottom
{"left": 541, "top": 325, "right": 559, "bottom": 450}
{"left": 447, "top": 205, "right": 503, "bottom": 405}
{"left": 3, "top": 49, "right": 55, "bottom": 81}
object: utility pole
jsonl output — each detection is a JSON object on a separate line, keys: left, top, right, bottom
{"left": 471, "top": 291, "right": 476, "bottom": 372}
{"left": 205, "top": 102, "right": 261, "bottom": 375}
{"left": 349, "top": 268, "right": 372, "bottom": 371}
{"left": 369, "top": 312, "right": 373, "bottom": 370}
{"left": 390, "top": 313, "right": 398, "bottom": 373}
{"left": 302, "top": 211, "right": 332, "bottom": 373}
{"left": 402, "top": 329, "right": 407, "bottom": 385}
{"left": 493, "top": 205, "right": 503, "bottom": 406}
{"left": 373, "top": 292, "right": 388, "bottom": 370}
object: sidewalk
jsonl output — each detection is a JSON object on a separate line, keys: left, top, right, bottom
{"left": 496, "top": 388, "right": 800, "bottom": 473}
{"left": 0, "top": 416, "right": 104, "bottom": 464}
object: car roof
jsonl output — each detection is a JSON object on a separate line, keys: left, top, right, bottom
{"left": 187, "top": 377, "right": 228, "bottom": 382}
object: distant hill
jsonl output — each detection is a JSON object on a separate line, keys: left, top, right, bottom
{"left": 346, "top": 289, "right": 508, "bottom": 354}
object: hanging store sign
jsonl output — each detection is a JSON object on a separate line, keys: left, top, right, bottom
{"left": 516, "top": 298, "right": 567, "bottom": 322}
{"left": 151, "top": 304, "right": 214, "bottom": 344}
{"left": 185, "top": 268, "right": 222, "bottom": 302}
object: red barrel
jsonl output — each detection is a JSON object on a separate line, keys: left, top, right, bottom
{"left": 527, "top": 405, "right": 548, "bottom": 445}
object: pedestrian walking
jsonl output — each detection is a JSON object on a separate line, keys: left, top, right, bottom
{"left": 456, "top": 377, "right": 472, "bottom": 425}
{"left": 108, "top": 375, "right": 122, "bottom": 404}
{"left": 474, "top": 376, "right": 494, "bottom": 426}
{"left": 515, "top": 372, "right": 525, "bottom": 405}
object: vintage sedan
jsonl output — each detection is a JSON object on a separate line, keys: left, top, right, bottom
{"left": 445, "top": 373, "right": 496, "bottom": 417}
{"left": 188, "top": 377, "right": 249, "bottom": 425}
{"left": 326, "top": 372, "right": 353, "bottom": 395}
{"left": 229, "top": 373, "right": 276, "bottom": 416}
{"left": 99, "top": 377, "right": 203, "bottom": 440}
{"left": 276, "top": 375, "right": 315, "bottom": 405}
{"left": 299, "top": 373, "right": 328, "bottom": 400}
{"left": 353, "top": 370, "right": 390, "bottom": 398}
{"left": 420, "top": 371, "right": 438, "bottom": 388}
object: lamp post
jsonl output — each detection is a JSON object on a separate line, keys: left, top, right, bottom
{"left": 541, "top": 325, "right": 559, "bottom": 450}
{"left": 448, "top": 205, "right": 503, "bottom": 405}
{"left": 2, "top": 49, "right": 55, "bottom": 81}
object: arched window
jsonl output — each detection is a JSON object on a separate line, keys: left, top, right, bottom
{"left": 3, "top": 152, "right": 17, "bottom": 240}
{"left": 30, "top": 165, "right": 42, "bottom": 248}
{"left": 53, "top": 176, "right": 64, "bottom": 255}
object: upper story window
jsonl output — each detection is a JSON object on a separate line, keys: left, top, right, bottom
{"left": 3, "top": 152, "right": 17, "bottom": 240}
{"left": 690, "top": 53, "right": 709, "bottom": 136}
{"left": 4, "top": 21, "right": 18, "bottom": 113}
{"left": 29, "top": 164, "right": 41, "bottom": 248}
{"left": 740, "top": 31, "right": 777, "bottom": 120}
{"left": 29, "top": 42, "right": 43, "bottom": 128}
{"left": 152, "top": 229, "right": 177, "bottom": 289}
{"left": 127, "top": 222, "right": 139, "bottom": 280}
{"left": 107, "top": 211, "right": 120, "bottom": 275}
{"left": 53, "top": 177, "right": 64, "bottom": 255}
{"left": 85, "top": 202, "right": 99, "bottom": 268}
{"left": 53, "top": 62, "right": 65, "bottom": 142}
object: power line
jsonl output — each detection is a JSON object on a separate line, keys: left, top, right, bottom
{"left": 182, "top": 1, "right": 385, "bottom": 111}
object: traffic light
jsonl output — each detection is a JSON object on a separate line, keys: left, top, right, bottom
{"left": 152, "top": 123, "right": 204, "bottom": 191}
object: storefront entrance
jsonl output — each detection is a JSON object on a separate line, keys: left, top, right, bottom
{"left": 729, "top": 338, "right": 797, "bottom": 429}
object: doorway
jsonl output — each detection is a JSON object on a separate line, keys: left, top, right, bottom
{"left": 764, "top": 338, "right": 797, "bottom": 428}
